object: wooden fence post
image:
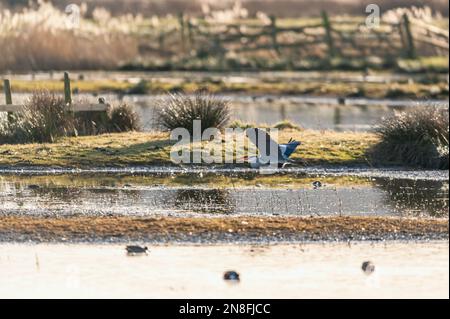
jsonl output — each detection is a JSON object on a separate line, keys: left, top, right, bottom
{"left": 178, "top": 12, "right": 186, "bottom": 53}
{"left": 187, "top": 18, "right": 194, "bottom": 49}
{"left": 3, "top": 79, "right": 14, "bottom": 124}
{"left": 402, "top": 14, "right": 416, "bottom": 59}
{"left": 64, "top": 72, "right": 72, "bottom": 105}
{"left": 159, "top": 32, "right": 165, "bottom": 52}
{"left": 270, "top": 15, "right": 280, "bottom": 54}
{"left": 321, "top": 11, "right": 336, "bottom": 57}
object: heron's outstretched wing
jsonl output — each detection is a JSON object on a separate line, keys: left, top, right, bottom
{"left": 280, "top": 141, "right": 301, "bottom": 158}
{"left": 245, "top": 128, "right": 284, "bottom": 162}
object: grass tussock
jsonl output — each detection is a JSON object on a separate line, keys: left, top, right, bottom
{"left": 273, "top": 120, "right": 302, "bottom": 130}
{"left": 0, "top": 91, "right": 140, "bottom": 144}
{"left": 108, "top": 104, "right": 141, "bottom": 133}
{"left": 228, "top": 120, "right": 256, "bottom": 130}
{"left": 156, "top": 91, "right": 230, "bottom": 134}
{"left": 0, "top": 91, "right": 76, "bottom": 143}
{"left": 229, "top": 120, "right": 302, "bottom": 130}
{"left": 370, "top": 106, "right": 449, "bottom": 169}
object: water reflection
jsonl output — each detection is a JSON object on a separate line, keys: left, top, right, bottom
{"left": 375, "top": 178, "right": 449, "bottom": 217}
{"left": 174, "top": 189, "right": 234, "bottom": 214}
{"left": 0, "top": 174, "right": 448, "bottom": 218}
{"left": 133, "top": 98, "right": 398, "bottom": 132}
{"left": 0, "top": 242, "right": 448, "bottom": 298}
{"left": 5, "top": 92, "right": 448, "bottom": 132}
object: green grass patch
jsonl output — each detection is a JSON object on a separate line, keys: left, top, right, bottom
{"left": 0, "top": 130, "right": 378, "bottom": 168}
{"left": 0, "top": 173, "right": 371, "bottom": 189}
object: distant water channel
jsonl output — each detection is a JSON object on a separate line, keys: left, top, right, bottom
{"left": 3, "top": 93, "right": 448, "bottom": 132}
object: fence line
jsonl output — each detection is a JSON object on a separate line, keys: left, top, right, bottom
{"left": 147, "top": 11, "right": 448, "bottom": 60}
{"left": 0, "top": 72, "right": 109, "bottom": 120}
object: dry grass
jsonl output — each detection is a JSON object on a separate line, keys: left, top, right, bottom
{"left": 0, "top": 130, "right": 378, "bottom": 167}
{"left": 0, "top": 2, "right": 138, "bottom": 72}
{"left": 0, "top": 174, "right": 371, "bottom": 189}
{"left": 108, "top": 104, "right": 142, "bottom": 133}
{"left": 17, "top": 0, "right": 449, "bottom": 19}
{"left": 370, "top": 106, "right": 449, "bottom": 169}
{"left": 0, "top": 91, "right": 141, "bottom": 144}
{"left": 156, "top": 91, "right": 230, "bottom": 134}
{"left": 0, "top": 91, "right": 77, "bottom": 144}
{"left": 1, "top": 2, "right": 448, "bottom": 72}
{"left": 3, "top": 78, "right": 448, "bottom": 99}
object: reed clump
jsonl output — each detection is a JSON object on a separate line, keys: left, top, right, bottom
{"left": 370, "top": 105, "right": 449, "bottom": 169}
{"left": 156, "top": 91, "right": 230, "bottom": 134}
{"left": 0, "top": 91, "right": 140, "bottom": 144}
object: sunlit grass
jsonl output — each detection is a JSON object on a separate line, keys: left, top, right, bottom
{"left": 0, "top": 130, "right": 378, "bottom": 168}
{"left": 2, "top": 78, "right": 448, "bottom": 99}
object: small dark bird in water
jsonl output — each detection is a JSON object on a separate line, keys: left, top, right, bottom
{"left": 98, "top": 97, "right": 106, "bottom": 104}
{"left": 312, "top": 181, "right": 322, "bottom": 189}
{"left": 362, "top": 261, "right": 375, "bottom": 275}
{"left": 224, "top": 271, "right": 240, "bottom": 281}
{"left": 126, "top": 245, "right": 148, "bottom": 255}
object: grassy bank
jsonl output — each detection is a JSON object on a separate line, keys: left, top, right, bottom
{"left": 0, "top": 215, "right": 447, "bottom": 242}
{"left": 0, "top": 130, "right": 377, "bottom": 168}
{"left": 3, "top": 77, "right": 449, "bottom": 99}
{"left": 0, "top": 174, "right": 370, "bottom": 189}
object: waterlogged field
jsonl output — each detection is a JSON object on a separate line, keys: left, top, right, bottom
{"left": 0, "top": 170, "right": 448, "bottom": 244}
{"left": 3, "top": 69, "right": 449, "bottom": 133}
{"left": 0, "top": 173, "right": 448, "bottom": 218}
{"left": 0, "top": 1, "right": 449, "bottom": 300}
{"left": 0, "top": 242, "right": 448, "bottom": 299}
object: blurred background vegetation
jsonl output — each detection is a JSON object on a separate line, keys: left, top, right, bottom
{"left": 2, "top": 0, "right": 449, "bottom": 17}
{"left": 0, "top": 0, "right": 448, "bottom": 72}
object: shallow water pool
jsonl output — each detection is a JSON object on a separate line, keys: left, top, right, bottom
{"left": 0, "top": 174, "right": 447, "bottom": 217}
{"left": 0, "top": 242, "right": 447, "bottom": 298}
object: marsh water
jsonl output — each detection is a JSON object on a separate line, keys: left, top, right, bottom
{"left": 1, "top": 71, "right": 449, "bottom": 298}
{"left": 125, "top": 94, "right": 449, "bottom": 132}
{"left": 5, "top": 92, "right": 449, "bottom": 132}
{"left": 0, "top": 173, "right": 448, "bottom": 218}
{"left": 0, "top": 242, "right": 448, "bottom": 298}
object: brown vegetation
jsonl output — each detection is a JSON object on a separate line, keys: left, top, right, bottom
{"left": 0, "top": 215, "right": 447, "bottom": 242}
{"left": 9, "top": 0, "right": 448, "bottom": 18}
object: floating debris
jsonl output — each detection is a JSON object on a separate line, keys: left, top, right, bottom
{"left": 126, "top": 245, "right": 148, "bottom": 255}
{"left": 361, "top": 261, "right": 375, "bottom": 274}
{"left": 224, "top": 270, "right": 240, "bottom": 281}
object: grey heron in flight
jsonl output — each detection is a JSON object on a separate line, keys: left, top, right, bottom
{"left": 244, "top": 128, "right": 301, "bottom": 168}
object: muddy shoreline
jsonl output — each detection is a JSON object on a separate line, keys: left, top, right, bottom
{"left": 1, "top": 216, "right": 447, "bottom": 243}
